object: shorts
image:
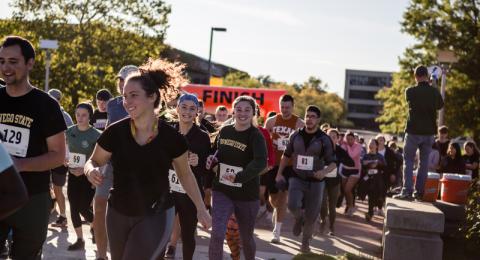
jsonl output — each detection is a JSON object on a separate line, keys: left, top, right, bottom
{"left": 95, "top": 163, "right": 113, "bottom": 198}
{"left": 262, "top": 166, "right": 294, "bottom": 194}
{"left": 51, "top": 165, "right": 68, "bottom": 186}
{"left": 339, "top": 168, "right": 360, "bottom": 179}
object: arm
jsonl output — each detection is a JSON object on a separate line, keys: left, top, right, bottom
{"left": 234, "top": 132, "right": 267, "bottom": 183}
{"left": 275, "top": 155, "right": 290, "bottom": 183}
{"left": 314, "top": 135, "right": 337, "bottom": 180}
{"left": 173, "top": 152, "right": 211, "bottom": 228}
{"left": 295, "top": 118, "right": 305, "bottom": 129}
{"left": 0, "top": 149, "right": 28, "bottom": 220}
{"left": 13, "top": 131, "right": 66, "bottom": 172}
{"left": 84, "top": 144, "right": 112, "bottom": 186}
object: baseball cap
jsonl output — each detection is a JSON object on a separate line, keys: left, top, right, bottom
{"left": 48, "top": 89, "right": 62, "bottom": 101}
{"left": 117, "top": 65, "right": 139, "bottom": 80}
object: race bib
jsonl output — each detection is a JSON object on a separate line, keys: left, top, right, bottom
{"left": 368, "top": 169, "right": 378, "bottom": 175}
{"left": 93, "top": 119, "right": 107, "bottom": 129}
{"left": 325, "top": 168, "right": 337, "bottom": 178}
{"left": 296, "top": 155, "right": 314, "bottom": 171}
{"left": 219, "top": 163, "right": 243, "bottom": 188}
{"left": 0, "top": 123, "right": 30, "bottom": 157}
{"left": 168, "top": 169, "right": 186, "bottom": 193}
{"left": 277, "top": 137, "right": 289, "bottom": 151}
{"left": 68, "top": 153, "right": 86, "bottom": 168}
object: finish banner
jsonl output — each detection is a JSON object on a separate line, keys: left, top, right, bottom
{"left": 181, "top": 84, "right": 287, "bottom": 116}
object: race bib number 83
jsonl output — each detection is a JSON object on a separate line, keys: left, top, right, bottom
{"left": 0, "top": 123, "right": 30, "bottom": 157}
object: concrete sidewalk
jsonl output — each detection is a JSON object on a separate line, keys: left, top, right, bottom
{"left": 37, "top": 197, "right": 382, "bottom": 260}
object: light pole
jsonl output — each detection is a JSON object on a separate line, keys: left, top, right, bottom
{"left": 40, "top": 39, "right": 58, "bottom": 92}
{"left": 436, "top": 50, "right": 458, "bottom": 127}
{"left": 208, "top": 27, "right": 227, "bottom": 85}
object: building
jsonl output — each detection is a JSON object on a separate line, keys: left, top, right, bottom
{"left": 161, "top": 47, "right": 244, "bottom": 84}
{"left": 344, "top": 69, "right": 393, "bottom": 130}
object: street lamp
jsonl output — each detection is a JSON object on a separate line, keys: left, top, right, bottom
{"left": 436, "top": 50, "right": 458, "bottom": 126}
{"left": 208, "top": 27, "right": 227, "bottom": 85}
{"left": 39, "top": 39, "right": 59, "bottom": 92}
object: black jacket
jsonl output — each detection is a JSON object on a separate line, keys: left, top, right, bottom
{"left": 405, "top": 81, "right": 444, "bottom": 135}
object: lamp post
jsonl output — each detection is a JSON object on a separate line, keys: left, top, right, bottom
{"left": 40, "top": 39, "right": 59, "bottom": 92}
{"left": 436, "top": 50, "right": 458, "bottom": 127}
{"left": 208, "top": 27, "right": 227, "bottom": 85}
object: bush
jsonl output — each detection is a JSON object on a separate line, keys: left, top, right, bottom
{"left": 462, "top": 178, "right": 480, "bottom": 252}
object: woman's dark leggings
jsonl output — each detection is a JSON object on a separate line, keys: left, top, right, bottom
{"left": 320, "top": 182, "right": 340, "bottom": 228}
{"left": 172, "top": 192, "right": 198, "bottom": 260}
{"left": 67, "top": 175, "right": 94, "bottom": 228}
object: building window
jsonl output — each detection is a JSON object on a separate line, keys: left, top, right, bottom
{"left": 349, "top": 75, "right": 391, "bottom": 87}
{"left": 349, "top": 90, "right": 377, "bottom": 100}
{"left": 348, "top": 104, "right": 379, "bottom": 114}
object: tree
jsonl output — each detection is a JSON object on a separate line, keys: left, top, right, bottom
{"left": 377, "top": 0, "right": 480, "bottom": 141}
{"left": 223, "top": 71, "right": 263, "bottom": 88}
{"left": 0, "top": 0, "right": 171, "bottom": 114}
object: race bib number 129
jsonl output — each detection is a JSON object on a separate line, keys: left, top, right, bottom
{"left": 0, "top": 123, "right": 30, "bottom": 158}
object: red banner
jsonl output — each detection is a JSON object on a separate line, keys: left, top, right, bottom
{"left": 181, "top": 84, "right": 287, "bottom": 117}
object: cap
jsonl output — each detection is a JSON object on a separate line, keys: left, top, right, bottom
{"left": 48, "top": 89, "right": 62, "bottom": 101}
{"left": 178, "top": 93, "right": 199, "bottom": 107}
{"left": 117, "top": 65, "right": 139, "bottom": 80}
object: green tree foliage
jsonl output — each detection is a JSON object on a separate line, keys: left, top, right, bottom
{"left": 0, "top": 0, "right": 171, "bottom": 114}
{"left": 223, "top": 72, "right": 347, "bottom": 126}
{"left": 377, "top": 0, "right": 480, "bottom": 140}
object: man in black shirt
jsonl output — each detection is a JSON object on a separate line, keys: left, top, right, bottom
{"left": 394, "top": 65, "right": 444, "bottom": 201}
{"left": 0, "top": 36, "right": 67, "bottom": 259}
{"left": 91, "top": 88, "right": 112, "bottom": 131}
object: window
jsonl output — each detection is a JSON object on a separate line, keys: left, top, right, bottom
{"left": 348, "top": 104, "right": 379, "bottom": 114}
{"left": 349, "top": 90, "right": 377, "bottom": 100}
{"left": 349, "top": 75, "right": 391, "bottom": 87}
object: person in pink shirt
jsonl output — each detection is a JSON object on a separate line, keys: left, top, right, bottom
{"left": 340, "top": 131, "right": 362, "bottom": 216}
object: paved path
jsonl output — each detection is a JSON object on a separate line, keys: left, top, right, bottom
{"left": 36, "top": 195, "right": 383, "bottom": 260}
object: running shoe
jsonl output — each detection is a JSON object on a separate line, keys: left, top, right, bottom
{"left": 292, "top": 216, "right": 303, "bottom": 237}
{"left": 164, "top": 245, "right": 176, "bottom": 259}
{"left": 67, "top": 238, "right": 85, "bottom": 251}
{"left": 365, "top": 213, "right": 373, "bottom": 222}
{"left": 51, "top": 215, "right": 67, "bottom": 227}
{"left": 393, "top": 193, "right": 413, "bottom": 201}
{"left": 300, "top": 240, "right": 311, "bottom": 253}
{"left": 377, "top": 208, "right": 385, "bottom": 217}
{"left": 413, "top": 193, "right": 425, "bottom": 202}
{"left": 328, "top": 226, "right": 335, "bottom": 236}
{"left": 270, "top": 230, "right": 281, "bottom": 244}
{"left": 346, "top": 207, "right": 356, "bottom": 217}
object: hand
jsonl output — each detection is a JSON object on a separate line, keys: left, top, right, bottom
{"left": 206, "top": 155, "right": 218, "bottom": 170}
{"left": 390, "top": 174, "right": 396, "bottom": 184}
{"left": 224, "top": 173, "right": 236, "bottom": 183}
{"left": 197, "top": 208, "right": 212, "bottom": 229}
{"left": 69, "top": 167, "right": 84, "bottom": 177}
{"left": 275, "top": 173, "right": 285, "bottom": 184}
{"left": 64, "top": 157, "right": 69, "bottom": 167}
{"left": 188, "top": 152, "right": 199, "bottom": 167}
{"left": 314, "top": 170, "right": 327, "bottom": 180}
{"left": 86, "top": 167, "right": 104, "bottom": 187}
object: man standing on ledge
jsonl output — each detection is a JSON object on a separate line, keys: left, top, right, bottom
{"left": 394, "top": 65, "right": 444, "bottom": 201}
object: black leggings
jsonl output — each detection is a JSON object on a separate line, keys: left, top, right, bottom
{"left": 67, "top": 174, "right": 94, "bottom": 228}
{"left": 172, "top": 192, "right": 198, "bottom": 260}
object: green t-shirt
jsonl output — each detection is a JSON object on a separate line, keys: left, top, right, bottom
{"left": 66, "top": 125, "right": 101, "bottom": 168}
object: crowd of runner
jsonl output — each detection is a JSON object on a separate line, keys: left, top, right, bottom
{"left": 0, "top": 35, "right": 478, "bottom": 260}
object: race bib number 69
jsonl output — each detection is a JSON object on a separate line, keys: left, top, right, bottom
{"left": 0, "top": 123, "right": 30, "bottom": 157}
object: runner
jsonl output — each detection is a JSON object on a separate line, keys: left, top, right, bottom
{"left": 0, "top": 140, "right": 28, "bottom": 220}
{"left": 340, "top": 131, "right": 362, "bottom": 216}
{"left": 92, "top": 65, "right": 137, "bottom": 260}
{"left": 376, "top": 135, "right": 398, "bottom": 193}
{"left": 264, "top": 94, "right": 304, "bottom": 243}
{"left": 215, "top": 105, "right": 229, "bottom": 124}
{"left": 66, "top": 102, "right": 101, "bottom": 250}
{"left": 0, "top": 36, "right": 67, "bottom": 259}
{"left": 359, "top": 139, "right": 386, "bottom": 222}
{"left": 198, "top": 100, "right": 216, "bottom": 133}
{"left": 319, "top": 128, "right": 354, "bottom": 236}
{"left": 207, "top": 95, "right": 267, "bottom": 260}
{"left": 275, "top": 105, "right": 336, "bottom": 252}
{"left": 48, "top": 88, "right": 73, "bottom": 228}
{"left": 85, "top": 58, "right": 210, "bottom": 260}
{"left": 163, "top": 93, "right": 211, "bottom": 260}
{"left": 91, "top": 89, "right": 112, "bottom": 131}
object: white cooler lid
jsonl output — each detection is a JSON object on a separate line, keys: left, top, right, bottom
{"left": 442, "top": 173, "right": 472, "bottom": 181}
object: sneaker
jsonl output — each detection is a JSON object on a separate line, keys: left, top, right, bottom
{"left": 0, "top": 242, "right": 8, "bottom": 257}
{"left": 270, "top": 231, "right": 281, "bottom": 244}
{"left": 393, "top": 193, "right": 413, "bottom": 201}
{"left": 300, "top": 240, "right": 311, "bottom": 253}
{"left": 52, "top": 215, "right": 67, "bottom": 227}
{"left": 413, "top": 193, "right": 424, "bottom": 202}
{"left": 293, "top": 217, "right": 303, "bottom": 237}
{"left": 164, "top": 245, "right": 176, "bottom": 259}
{"left": 346, "top": 207, "right": 356, "bottom": 217}
{"left": 67, "top": 238, "right": 85, "bottom": 251}
{"left": 365, "top": 213, "right": 373, "bottom": 222}
{"left": 328, "top": 226, "right": 335, "bottom": 236}
{"left": 377, "top": 208, "right": 385, "bottom": 217}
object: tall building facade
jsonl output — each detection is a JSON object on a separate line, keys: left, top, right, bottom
{"left": 344, "top": 69, "right": 393, "bottom": 130}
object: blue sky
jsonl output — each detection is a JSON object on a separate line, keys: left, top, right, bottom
{"left": 0, "top": 0, "right": 416, "bottom": 97}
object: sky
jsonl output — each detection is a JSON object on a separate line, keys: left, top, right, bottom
{"left": 0, "top": 0, "right": 416, "bottom": 97}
